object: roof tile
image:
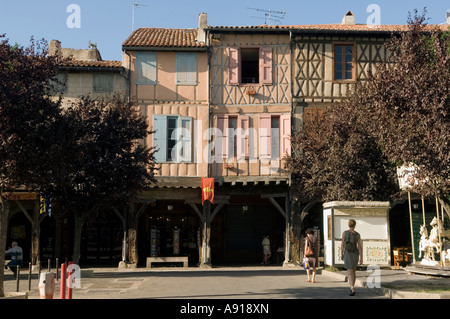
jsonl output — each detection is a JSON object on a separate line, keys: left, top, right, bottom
{"left": 123, "top": 28, "right": 205, "bottom": 48}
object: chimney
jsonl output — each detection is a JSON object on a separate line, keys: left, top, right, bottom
{"left": 49, "top": 40, "right": 61, "bottom": 57}
{"left": 342, "top": 11, "right": 356, "bottom": 25}
{"left": 197, "top": 12, "right": 207, "bottom": 43}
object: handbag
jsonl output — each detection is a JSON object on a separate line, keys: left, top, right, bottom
{"left": 305, "top": 238, "right": 315, "bottom": 257}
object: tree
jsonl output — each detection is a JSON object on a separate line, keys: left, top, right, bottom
{"left": 288, "top": 104, "right": 398, "bottom": 205}
{"left": 47, "top": 94, "right": 156, "bottom": 265}
{"left": 0, "top": 35, "right": 65, "bottom": 297}
{"left": 352, "top": 10, "right": 450, "bottom": 211}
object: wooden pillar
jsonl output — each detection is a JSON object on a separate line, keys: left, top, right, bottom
{"left": 202, "top": 200, "right": 212, "bottom": 266}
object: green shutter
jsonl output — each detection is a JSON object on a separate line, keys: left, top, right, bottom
{"left": 153, "top": 115, "right": 167, "bottom": 162}
{"left": 136, "top": 52, "right": 157, "bottom": 85}
{"left": 177, "top": 53, "right": 197, "bottom": 85}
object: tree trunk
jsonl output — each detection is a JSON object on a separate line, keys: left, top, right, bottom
{"left": 127, "top": 214, "right": 138, "bottom": 264}
{"left": 31, "top": 201, "right": 40, "bottom": 266}
{"left": 0, "top": 200, "right": 11, "bottom": 298}
{"left": 72, "top": 212, "right": 84, "bottom": 265}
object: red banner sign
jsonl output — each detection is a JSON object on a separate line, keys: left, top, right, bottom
{"left": 202, "top": 178, "right": 214, "bottom": 205}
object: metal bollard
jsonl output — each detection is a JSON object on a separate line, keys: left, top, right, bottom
{"left": 60, "top": 263, "right": 66, "bottom": 299}
{"left": 56, "top": 258, "right": 59, "bottom": 281}
{"left": 66, "top": 261, "right": 73, "bottom": 299}
{"left": 28, "top": 262, "right": 32, "bottom": 291}
{"left": 38, "top": 272, "right": 55, "bottom": 299}
{"left": 15, "top": 265, "right": 20, "bottom": 292}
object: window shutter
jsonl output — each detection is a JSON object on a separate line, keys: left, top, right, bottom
{"left": 228, "top": 47, "right": 240, "bottom": 85}
{"left": 280, "top": 114, "right": 291, "bottom": 157}
{"left": 136, "top": 52, "right": 157, "bottom": 85}
{"left": 177, "top": 53, "right": 197, "bottom": 85}
{"left": 93, "top": 73, "right": 113, "bottom": 92}
{"left": 176, "top": 116, "right": 192, "bottom": 163}
{"left": 153, "top": 115, "right": 167, "bottom": 162}
{"left": 259, "top": 114, "right": 272, "bottom": 158}
{"left": 259, "top": 47, "right": 273, "bottom": 85}
{"left": 216, "top": 115, "right": 228, "bottom": 159}
{"left": 237, "top": 115, "right": 249, "bottom": 159}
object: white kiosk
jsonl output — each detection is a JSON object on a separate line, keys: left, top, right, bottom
{"left": 323, "top": 201, "right": 391, "bottom": 267}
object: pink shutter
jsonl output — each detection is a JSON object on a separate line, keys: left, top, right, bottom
{"left": 217, "top": 115, "right": 228, "bottom": 159}
{"left": 237, "top": 115, "right": 249, "bottom": 159}
{"left": 280, "top": 114, "right": 291, "bottom": 157}
{"left": 228, "top": 47, "right": 240, "bottom": 85}
{"left": 259, "top": 114, "right": 272, "bottom": 159}
{"left": 259, "top": 47, "right": 273, "bottom": 85}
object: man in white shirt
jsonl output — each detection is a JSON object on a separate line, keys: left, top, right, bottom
{"left": 5, "top": 241, "right": 23, "bottom": 277}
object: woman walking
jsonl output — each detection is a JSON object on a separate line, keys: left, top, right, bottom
{"left": 304, "top": 228, "right": 319, "bottom": 283}
{"left": 341, "top": 219, "right": 362, "bottom": 296}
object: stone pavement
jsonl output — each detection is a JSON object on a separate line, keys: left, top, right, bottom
{"left": 3, "top": 264, "right": 450, "bottom": 300}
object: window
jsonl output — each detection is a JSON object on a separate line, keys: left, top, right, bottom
{"left": 333, "top": 44, "right": 355, "bottom": 81}
{"left": 241, "top": 48, "right": 259, "bottom": 84}
{"left": 176, "top": 53, "right": 197, "bottom": 85}
{"left": 136, "top": 52, "right": 157, "bottom": 85}
{"left": 216, "top": 114, "right": 249, "bottom": 160}
{"left": 259, "top": 114, "right": 291, "bottom": 159}
{"left": 228, "top": 47, "right": 272, "bottom": 85}
{"left": 93, "top": 73, "right": 114, "bottom": 92}
{"left": 153, "top": 115, "right": 192, "bottom": 163}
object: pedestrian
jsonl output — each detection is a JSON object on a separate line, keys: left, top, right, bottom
{"left": 5, "top": 241, "right": 23, "bottom": 277}
{"left": 341, "top": 219, "right": 362, "bottom": 296}
{"left": 261, "top": 234, "right": 271, "bottom": 264}
{"left": 304, "top": 228, "right": 319, "bottom": 283}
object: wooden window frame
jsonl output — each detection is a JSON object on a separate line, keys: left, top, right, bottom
{"left": 228, "top": 46, "right": 273, "bottom": 86}
{"left": 332, "top": 42, "right": 357, "bottom": 83}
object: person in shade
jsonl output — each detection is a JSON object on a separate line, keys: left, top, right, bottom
{"left": 304, "top": 228, "right": 319, "bottom": 283}
{"left": 261, "top": 234, "right": 271, "bottom": 264}
{"left": 5, "top": 241, "right": 23, "bottom": 277}
{"left": 341, "top": 219, "right": 363, "bottom": 296}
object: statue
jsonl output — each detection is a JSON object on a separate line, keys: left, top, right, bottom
{"left": 418, "top": 224, "right": 429, "bottom": 259}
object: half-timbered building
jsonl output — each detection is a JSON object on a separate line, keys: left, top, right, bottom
{"left": 205, "top": 23, "right": 292, "bottom": 265}
{"left": 122, "top": 14, "right": 209, "bottom": 266}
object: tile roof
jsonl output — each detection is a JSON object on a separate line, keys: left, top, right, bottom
{"left": 122, "top": 28, "right": 206, "bottom": 48}
{"left": 122, "top": 24, "right": 448, "bottom": 48}
{"left": 59, "top": 60, "right": 123, "bottom": 69}
{"left": 207, "top": 23, "right": 447, "bottom": 33}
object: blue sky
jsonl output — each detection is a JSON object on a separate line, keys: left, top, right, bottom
{"left": 0, "top": 0, "right": 448, "bottom": 61}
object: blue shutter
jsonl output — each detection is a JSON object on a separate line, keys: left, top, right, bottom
{"left": 176, "top": 117, "right": 192, "bottom": 163}
{"left": 177, "top": 53, "right": 197, "bottom": 85}
{"left": 136, "top": 52, "right": 157, "bottom": 85}
{"left": 153, "top": 115, "right": 167, "bottom": 162}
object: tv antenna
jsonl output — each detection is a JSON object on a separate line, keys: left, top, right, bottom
{"left": 132, "top": 0, "right": 147, "bottom": 31}
{"left": 247, "top": 7, "right": 286, "bottom": 25}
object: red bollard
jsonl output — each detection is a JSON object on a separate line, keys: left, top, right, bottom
{"left": 66, "top": 262, "right": 73, "bottom": 299}
{"left": 60, "top": 263, "right": 66, "bottom": 299}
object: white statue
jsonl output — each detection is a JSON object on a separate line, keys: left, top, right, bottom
{"left": 418, "top": 224, "right": 433, "bottom": 260}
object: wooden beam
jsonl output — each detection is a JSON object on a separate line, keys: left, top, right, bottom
{"left": 268, "top": 197, "right": 287, "bottom": 219}
{"left": 188, "top": 203, "right": 204, "bottom": 222}
{"left": 14, "top": 200, "right": 33, "bottom": 224}
{"left": 211, "top": 203, "right": 225, "bottom": 221}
